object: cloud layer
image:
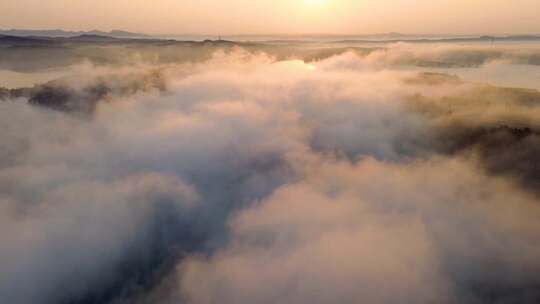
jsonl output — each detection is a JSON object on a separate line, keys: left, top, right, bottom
{"left": 2, "top": 45, "right": 540, "bottom": 304}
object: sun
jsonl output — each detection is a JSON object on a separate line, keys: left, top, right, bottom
{"left": 304, "top": 0, "right": 328, "bottom": 6}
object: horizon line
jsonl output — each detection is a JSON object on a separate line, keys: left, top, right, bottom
{"left": 1, "top": 28, "right": 540, "bottom": 38}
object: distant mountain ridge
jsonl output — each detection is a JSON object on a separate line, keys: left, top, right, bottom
{"left": 0, "top": 29, "right": 150, "bottom": 38}
{"left": 332, "top": 34, "right": 540, "bottom": 44}
{"left": 1, "top": 30, "right": 540, "bottom": 44}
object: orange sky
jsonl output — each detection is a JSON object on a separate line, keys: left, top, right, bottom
{"left": 0, "top": 0, "right": 539, "bottom": 35}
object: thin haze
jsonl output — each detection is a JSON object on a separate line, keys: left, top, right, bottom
{"left": 0, "top": 0, "right": 539, "bottom": 35}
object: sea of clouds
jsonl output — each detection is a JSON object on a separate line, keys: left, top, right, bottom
{"left": 2, "top": 45, "right": 540, "bottom": 304}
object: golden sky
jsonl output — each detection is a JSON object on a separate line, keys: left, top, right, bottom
{"left": 0, "top": 0, "right": 539, "bottom": 35}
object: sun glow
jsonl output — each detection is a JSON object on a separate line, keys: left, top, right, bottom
{"left": 304, "top": 0, "right": 328, "bottom": 6}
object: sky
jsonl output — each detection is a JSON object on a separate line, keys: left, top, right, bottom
{"left": 0, "top": 0, "right": 539, "bottom": 35}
